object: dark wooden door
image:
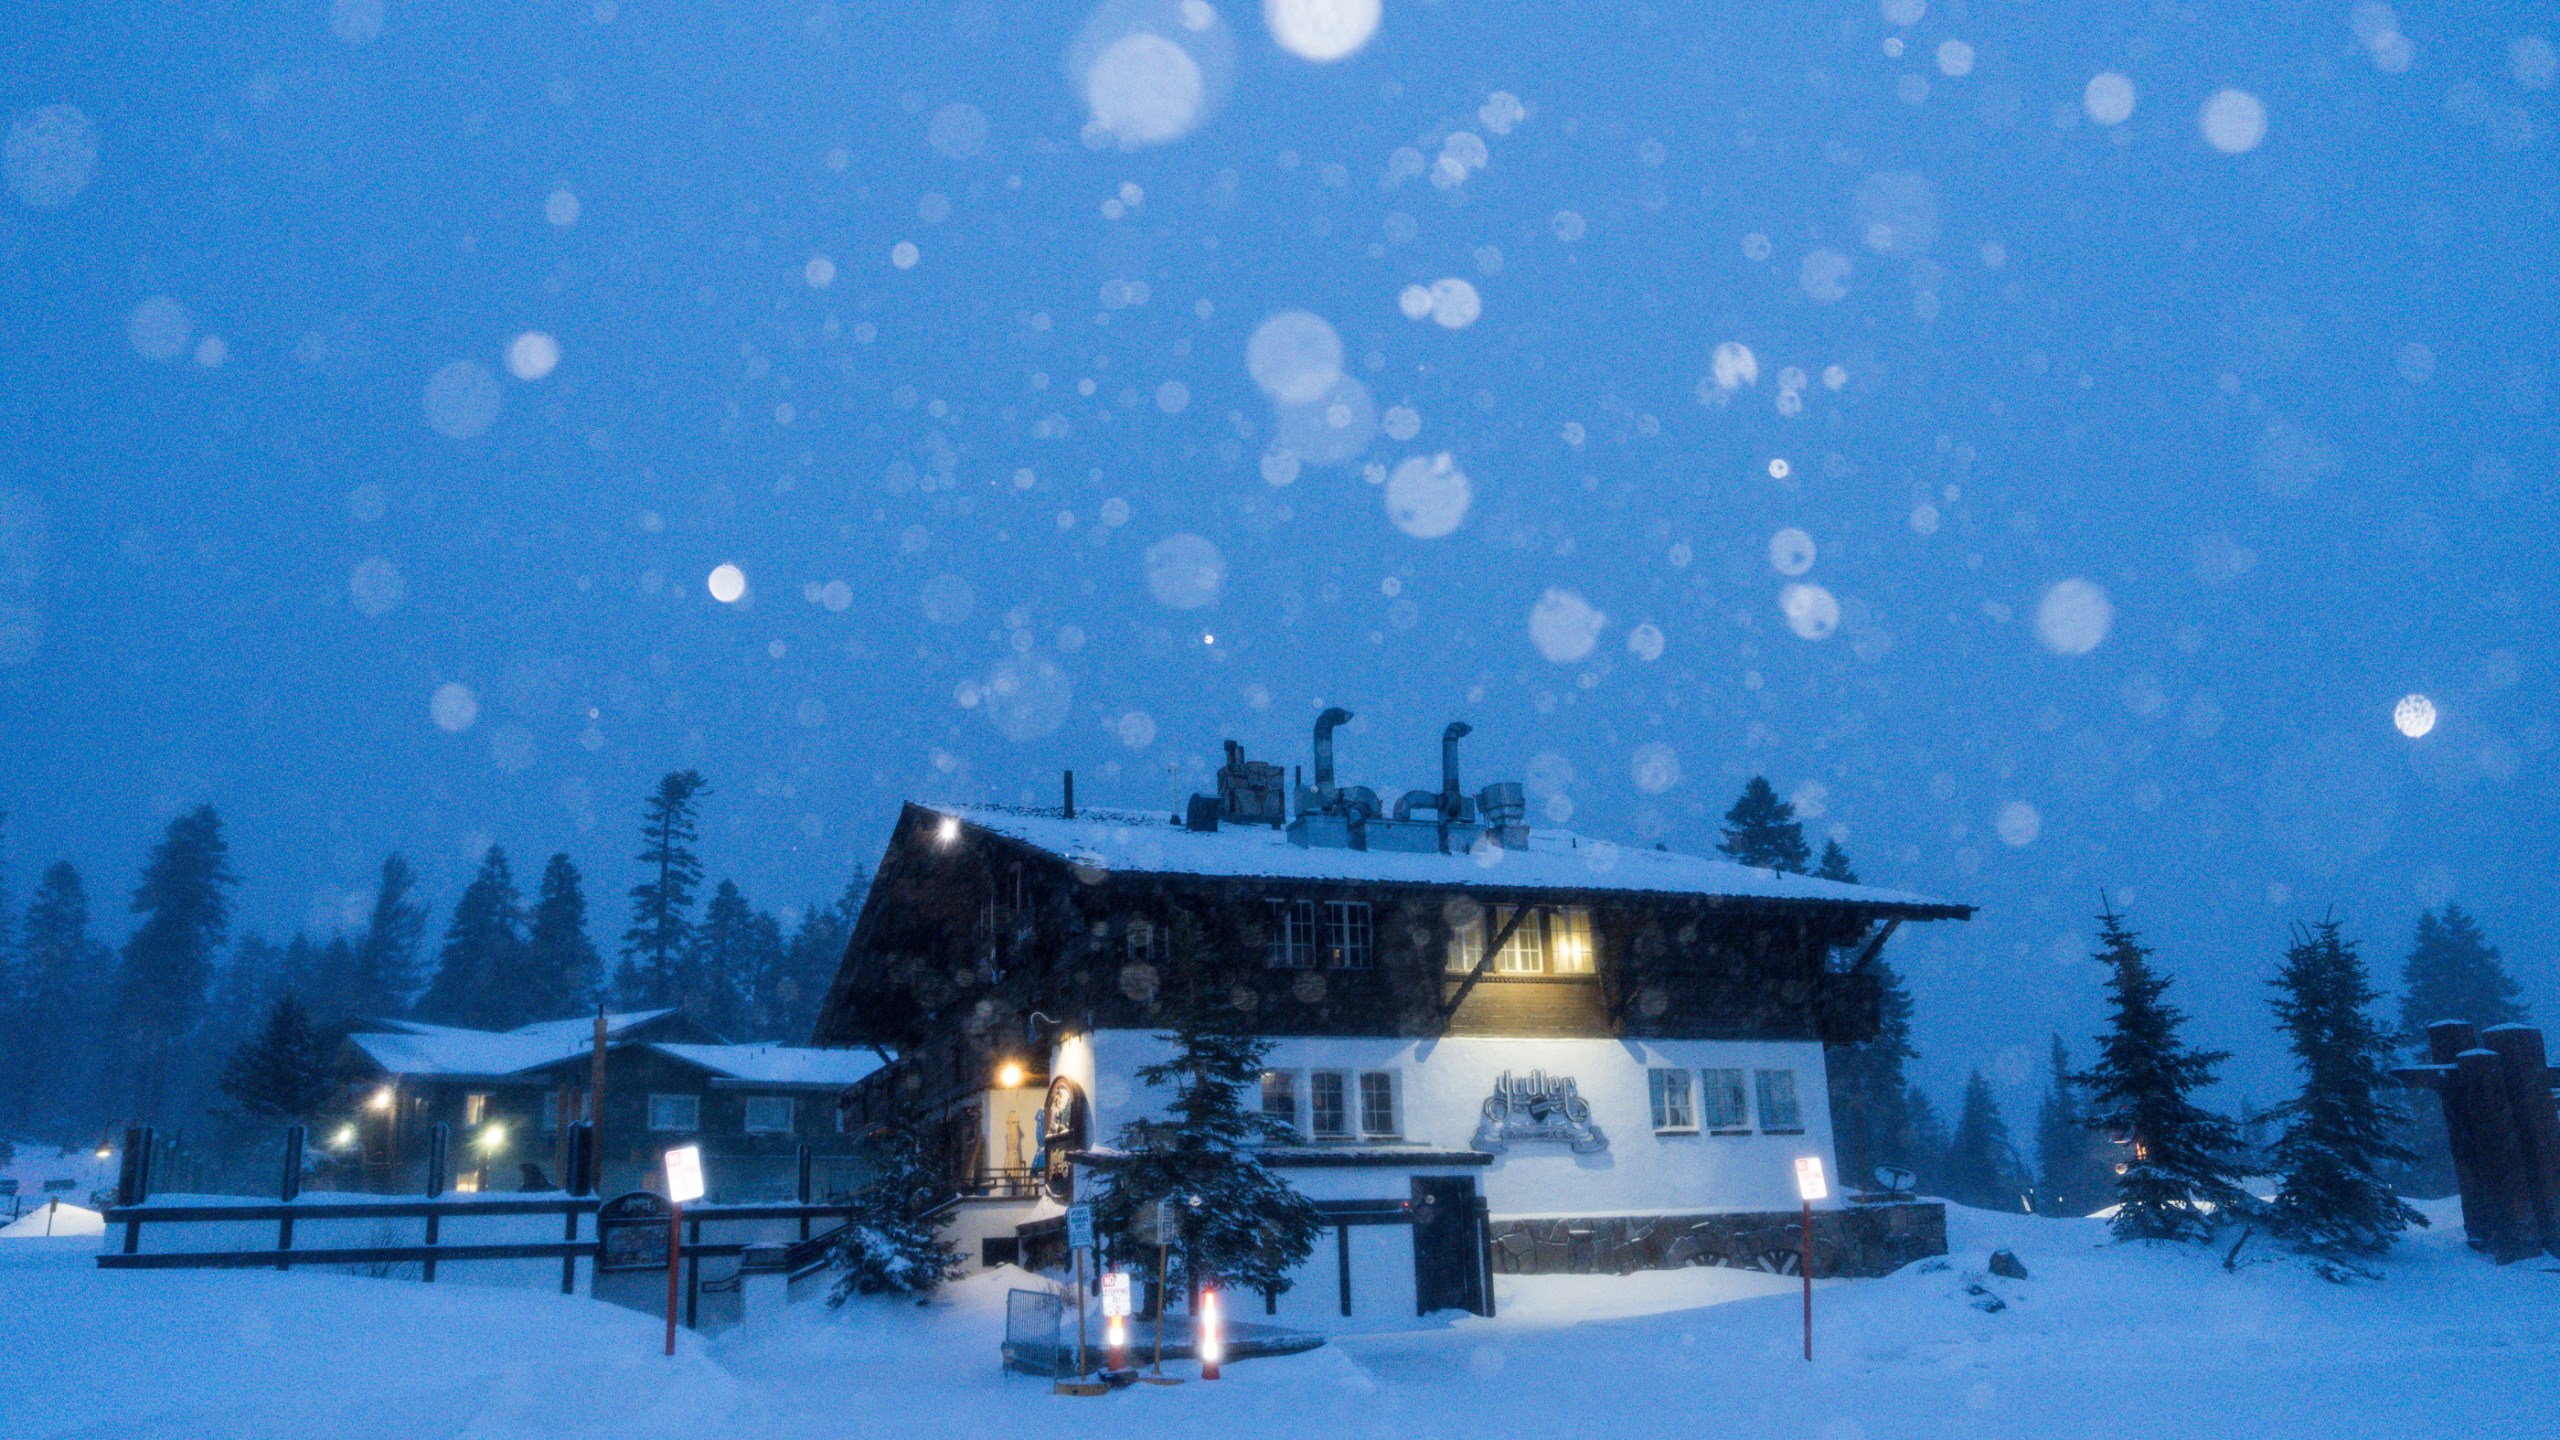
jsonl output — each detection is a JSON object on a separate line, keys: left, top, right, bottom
{"left": 1410, "top": 1177, "right": 1486, "bottom": 1315}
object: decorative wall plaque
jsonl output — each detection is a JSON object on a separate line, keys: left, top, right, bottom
{"left": 1471, "top": 1069, "right": 1608, "bottom": 1154}
{"left": 1039, "top": 1077, "right": 1087, "bottom": 1201}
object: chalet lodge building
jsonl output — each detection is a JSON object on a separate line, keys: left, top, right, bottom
{"left": 815, "top": 714, "right": 1968, "bottom": 1322}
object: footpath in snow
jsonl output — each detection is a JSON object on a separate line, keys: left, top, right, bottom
{"left": 7, "top": 1200, "right": 2557, "bottom": 1440}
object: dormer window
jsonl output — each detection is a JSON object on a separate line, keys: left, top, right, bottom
{"left": 1445, "top": 903, "right": 1596, "bottom": 974}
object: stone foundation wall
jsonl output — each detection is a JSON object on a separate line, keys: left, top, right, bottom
{"left": 1487, "top": 1200, "right": 1945, "bottom": 1279}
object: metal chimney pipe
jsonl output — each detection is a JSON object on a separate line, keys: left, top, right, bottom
{"left": 1312, "top": 707, "right": 1354, "bottom": 790}
{"left": 1440, "top": 721, "right": 1473, "bottom": 814}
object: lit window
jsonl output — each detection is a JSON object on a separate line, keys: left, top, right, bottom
{"left": 743, "top": 1096, "right": 794, "bottom": 1134}
{"left": 1754, "top": 1070, "right": 1803, "bottom": 1132}
{"left": 648, "top": 1093, "right": 701, "bottom": 1133}
{"left": 1358, "top": 1072, "right": 1398, "bottom": 1137}
{"left": 1548, "top": 907, "right": 1595, "bottom": 974}
{"left": 1310, "top": 1072, "right": 1350, "bottom": 1139}
{"left": 1323, "top": 901, "right": 1373, "bottom": 970}
{"left": 1703, "top": 1069, "right": 1750, "bottom": 1131}
{"left": 1444, "top": 904, "right": 1594, "bottom": 974}
{"left": 464, "top": 1093, "right": 491, "bottom": 1125}
{"left": 1260, "top": 1070, "right": 1299, "bottom": 1134}
{"left": 1265, "top": 899, "right": 1318, "bottom": 969}
{"left": 1649, "top": 1068, "right": 1696, "bottom": 1132}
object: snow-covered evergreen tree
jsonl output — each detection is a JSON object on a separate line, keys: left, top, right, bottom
{"left": 688, "top": 878, "right": 759, "bottom": 1039}
{"left": 2034, "top": 1035, "right": 2113, "bottom": 1217}
{"left": 1900, "top": 1081, "right": 1950, "bottom": 1191}
{"left": 829, "top": 1112, "right": 965, "bottom": 1303}
{"left": 1943, "top": 1070, "right": 2029, "bottom": 1211}
{"left": 217, "top": 994, "right": 338, "bottom": 1123}
{"left": 1815, "top": 838, "right": 1856, "bottom": 883}
{"left": 345, "top": 854, "right": 428, "bottom": 1019}
{"left": 2078, "top": 906, "right": 2251, "bottom": 1241}
{"left": 617, "top": 770, "right": 708, "bottom": 1010}
{"left": 115, "top": 805, "right": 236, "bottom": 1123}
{"left": 1092, "top": 910, "right": 1321, "bottom": 1303}
{"left": 2397, "top": 903, "right": 2524, "bottom": 1040}
{"left": 417, "top": 847, "right": 528, "bottom": 1028}
{"left": 14, "top": 862, "right": 110, "bottom": 1133}
{"left": 522, "top": 854, "right": 602, "bottom": 1021}
{"left": 2268, "top": 919, "right": 2424, "bottom": 1262}
{"left": 1717, "top": 777, "right": 1811, "bottom": 873}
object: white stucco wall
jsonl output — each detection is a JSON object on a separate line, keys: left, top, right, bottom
{"left": 1063, "top": 1030, "right": 1840, "bottom": 1217}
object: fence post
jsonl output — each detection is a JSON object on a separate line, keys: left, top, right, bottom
{"left": 798, "top": 1144, "right": 814, "bottom": 1242}
{"left": 423, "top": 1124, "right": 449, "bottom": 1283}
{"left": 566, "top": 1123, "right": 594, "bottom": 1198}
{"left": 277, "top": 1124, "right": 305, "bottom": 1271}
{"left": 117, "top": 1126, "right": 152, "bottom": 1256}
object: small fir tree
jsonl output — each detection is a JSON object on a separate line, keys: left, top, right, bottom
{"left": 344, "top": 854, "right": 428, "bottom": 1018}
{"left": 2033, "top": 1035, "right": 2114, "bottom": 1217}
{"left": 1718, "top": 778, "right": 1811, "bottom": 874}
{"left": 2267, "top": 919, "right": 2425, "bottom": 1262}
{"left": 2077, "top": 906, "right": 2252, "bottom": 1241}
{"left": 2397, "top": 903, "right": 2525, "bottom": 1041}
{"left": 522, "top": 854, "right": 602, "bottom": 1020}
{"left": 1092, "top": 911, "right": 1322, "bottom": 1304}
{"left": 217, "top": 994, "right": 339, "bottom": 1123}
{"left": 687, "top": 879, "right": 759, "bottom": 1038}
{"left": 829, "top": 1112, "right": 966, "bottom": 1302}
{"left": 417, "top": 847, "right": 528, "bottom": 1028}
{"left": 618, "top": 770, "right": 710, "bottom": 1009}
{"left": 115, "top": 805, "right": 237, "bottom": 1122}
{"left": 1943, "top": 1071, "right": 2029, "bottom": 1211}
{"left": 1815, "top": 838, "right": 1857, "bottom": 884}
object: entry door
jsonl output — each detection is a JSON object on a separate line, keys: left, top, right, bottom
{"left": 1410, "top": 1177, "right": 1487, "bottom": 1316}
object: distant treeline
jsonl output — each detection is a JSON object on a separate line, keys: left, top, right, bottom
{"left": 0, "top": 770, "right": 861, "bottom": 1148}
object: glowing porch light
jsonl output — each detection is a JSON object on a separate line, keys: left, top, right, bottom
{"left": 996, "top": 1060, "right": 1027, "bottom": 1089}
{"left": 1198, "top": 1286, "right": 1224, "bottom": 1379}
{"left": 333, "top": 1124, "right": 358, "bottom": 1149}
{"left": 476, "top": 1122, "right": 508, "bottom": 1153}
{"left": 368, "top": 1086, "right": 395, "bottom": 1112}
{"left": 937, "top": 816, "right": 961, "bottom": 845}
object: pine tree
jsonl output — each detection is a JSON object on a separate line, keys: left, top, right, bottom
{"left": 15, "top": 863, "right": 111, "bottom": 1132}
{"left": 217, "top": 994, "right": 339, "bottom": 1123}
{"left": 345, "top": 854, "right": 428, "bottom": 1019}
{"left": 205, "top": 933, "right": 285, "bottom": 1075}
{"left": 115, "top": 805, "right": 237, "bottom": 1122}
{"left": 1092, "top": 910, "right": 1323, "bottom": 1304}
{"left": 0, "top": 813, "right": 25, "bottom": 1129}
{"left": 1719, "top": 777, "right": 1811, "bottom": 873}
{"left": 770, "top": 879, "right": 865, "bottom": 1043}
{"left": 617, "top": 770, "right": 709, "bottom": 1008}
{"left": 2268, "top": 919, "right": 2424, "bottom": 1262}
{"left": 1899, "top": 1082, "right": 1951, "bottom": 1191}
{"left": 829, "top": 1111, "right": 966, "bottom": 1302}
{"left": 2398, "top": 904, "right": 2525, "bottom": 1040}
{"left": 418, "top": 847, "right": 529, "bottom": 1029}
{"left": 688, "top": 879, "right": 758, "bottom": 1038}
{"left": 2034, "top": 1035, "right": 2113, "bottom": 1217}
{"left": 1823, "top": 840, "right": 1920, "bottom": 1191}
{"left": 305, "top": 935, "right": 359, "bottom": 1028}
{"left": 521, "top": 854, "right": 602, "bottom": 1021}
{"left": 2077, "top": 906, "right": 2251, "bottom": 1242}
{"left": 1815, "top": 838, "right": 1857, "bottom": 884}
{"left": 1943, "top": 1071, "right": 2029, "bottom": 1211}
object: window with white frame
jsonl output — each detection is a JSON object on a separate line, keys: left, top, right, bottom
{"left": 1754, "top": 1069, "right": 1804, "bottom": 1132}
{"left": 1323, "top": 901, "right": 1374, "bottom": 969}
{"left": 742, "top": 1096, "right": 794, "bottom": 1134}
{"left": 1260, "top": 1069, "right": 1299, "bottom": 1134}
{"left": 1125, "top": 917, "right": 1156, "bottom": 965}
{"left": 1309, "top": 1071, "right": 1350, "bottom": 1139}
{"left": 1265, "top": 899, "right": 1319, "bottom": 968}
{"left": 1702, "top": 1068, "right": 1750, "bottom": 1131}
{"left": 1649, "top": 1068, "right": 1697, "bottom": 1132}
{"left": 648, "top": 1093, "right": 700, "bottom": 1133}
{"left": 1444, "top": 903, "right": 1595, "bottom": 974}
{"left": 464, "top": 1092, "right": 491, "bottom": 1125}
{"left": 1358, "top": 1071, "right": 1398, "bottom": 1137}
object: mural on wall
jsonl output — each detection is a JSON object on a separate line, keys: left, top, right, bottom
{"left": 1039, "top": 1077, "right": 1087, "bottom": 1201}
{"left": 1471, "top": 1070, "right": 1608, "bottom": 1155}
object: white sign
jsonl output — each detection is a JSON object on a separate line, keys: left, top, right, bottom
{"left": 1066, "top": 1202, "right": 1095, "bottom": 1252}
{"left": 664, "top": 1145, "right": 706, "bottom": 1205}
{"left": 1100, "top": 1270, "right": 1132, "bottom": 1318}
{"left": 1794, "top": 1155, "right": 1828, "bottom": 1203}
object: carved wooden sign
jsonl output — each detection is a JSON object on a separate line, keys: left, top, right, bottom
{"left": 1471, "top": 1069, "right": 1608, "bottom": 1154}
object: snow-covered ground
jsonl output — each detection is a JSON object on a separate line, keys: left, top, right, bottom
{"left": 8, "top": 1200, "right": 2557, "bottom": 1439}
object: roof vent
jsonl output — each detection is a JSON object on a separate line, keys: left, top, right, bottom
{"left": 1216, "top": 740, "right": 1286, "bottom": 827}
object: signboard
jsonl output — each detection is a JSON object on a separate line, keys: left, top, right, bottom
{"left": 0, "top": 1179, "right": 16, "bottom": 1196}
{"left": 1041, "top": 1079, "right": 1088, "bottom": 1202}
{"left": 1794, "top": 1156, "right": 1829, "bottom": 1203}
{"left": 1469, "top": 1070, "right": 1608, "bottom": 1154}
{"left": 1065, "top": 1203, "right": 1095, "bottom": 1253}
{"left": 41, "top": 1178, "right": 77, "bottom": 1193}
{"left": 1100, "top": 1270, "right": 1131, "bottom": 1318}
{"left": 664, "top": 1145, "right": 705, "bottom": 1205}
{"left": 597, "top": 1191, "right": 673, "bottom": 1271}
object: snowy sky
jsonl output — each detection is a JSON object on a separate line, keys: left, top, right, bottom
{"left": 2, "top": 1, "right": 2553, "bottom": 1120}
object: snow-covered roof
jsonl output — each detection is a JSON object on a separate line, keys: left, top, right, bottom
{"left": 647, "top": 1043, "right": 888, "bottom": 1089}
{"left": 507, "top": 1010, "right": 680, "bottom": 1042}
{"left": 927, "top": 803, "right": 1968, "bottom": 917}
{"left": 347, "top": 1028, "right": 591, "bottom": 1080}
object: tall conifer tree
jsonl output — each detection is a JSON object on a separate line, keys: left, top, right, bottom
{"left": 115, "top": 805, "right": 236, "bottom": 1122}
{"left": 1718, "top": 777, "right": 1811, "bottom": 873}
{"left": 522, "top": 854, "right": 602, "bottom": 1021}
{"left": 2077, "top": 906, "right": 2251, "bottom": 1241}
{"left": 688, "top": 879, "right": 758, "bottom": 1038}
{"left": 217, "top": 994, "right": 339, "bottom": 1123}
{"left": 1943, "top": 1071, "right": 2029, "bottom": 1211}
{"left": 1817, "top": 841, "right": 1923, "bottom": 1191}
{"left": 2034, "top": 1035, "right": 2113, "bottom": 1217}
{"left": 346, "top": 854, "right": 428, "bottom": 1018}
{"left": 2397, "top": 904, "right": 2525, "bottom": 1039}
{"left": 417, "top": 847, "right": 528, "bottom": 1028}
{"left": 2268, "top": 919, "right": 2424, "bottom": 1262}
{"left": 618, "top": 770, "right": 709, "bottom": 1008}
{"left": 15, "top": 863, "right": 109, "bottom": 1131}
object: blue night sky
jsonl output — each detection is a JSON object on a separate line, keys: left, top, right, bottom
{"left": 3, "top": 0, "right": 2554, "bottom": 1117}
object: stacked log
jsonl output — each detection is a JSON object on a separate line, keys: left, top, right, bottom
{"left": 2396, "top": 1020, "right": 2560, "bottom": 1262}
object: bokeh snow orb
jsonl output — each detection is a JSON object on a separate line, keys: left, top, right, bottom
{"left": 127, "top": 297, "right": 192, "bottom": 362}
{"left": 330, "top": 0, "right": 384, "bottom": 45}
{"left": 1247, "top": 310, "right": 1344, "bottom": 403}
{"left": 2084, "top": 73, "right": 2135, "bottom": 125}
{"left": 1381, "top": 405, "right": 1421, "bottom": 441}
{"left": 506, "top": 331, "right": 560, "bottom": 381}
{"left": 1116, "top": 710, "right": 1158, "bottom": 748}
{"left": 349, "top": 558, "right": 404, "bottom": 617}
{"left": 1155, "top": 380, "right": 1191, "bottom": 413}
{"left": 545, "top": 188, "right": 580, "bottom": 226}
{"left": 1768, "top": 528, "right": 1816, "bottom": 577}
{"left": 421, "top": 361, "right": 503, "bottom": 439}
{"left": 1264, "top": 0, "right": 1379, "bottom": 61}
{"left": 1086, "top": 33, "right": 1203, "bottom": 144}
{"left": 1145, "top": 533, "right": 1226, "bottom": 609}
{"left": 1799, "top": 249, "right": 1853, "bottom": 303}
{"left": 1529, "top": 589, "right": 1606, "bottom": 663}
{"left": 1398, "top": 284, "right": 1433, "bottom": 320}
{"left": 1625, "top": 622, "right": 1665, "bottom": 662}
{"left": 2034, "top": 578, "right": 2114, "bottom": 656}
{"left": 804, "top": 255, "right": 837, "bottom": 288}
{"left": 921, "top": 573, "right": 977, "bottom": 624}
{"left": 2393, "top": 693, "right": 2436, "bottom": 739}
{"left": 1275, "top": 375, "right": 1377, "bottom": 465}
{"left": 5, "top": 104, "right": 98, "bottom": 209}
{"left": 706, "top": 563, "right": 747, "bottom": 603}
{"left": 2198, "top": 89, "right": 2267, "bottom": 154}
{"left": 891, "top": 240, "right": 920, "bottom": 269}
{"left": 1851, "top": 171, "right": 1939, "bottom": 256}
{"left": 1427, "top": 277, "right": 1482, "bottom": 329}
{"left": 1384, "top": 453, "right": 1472, "bottom": 538}
{"left": 1630, "top": 742, "right": 1681, "bottom": 794}
{"left": 1995, "top": 801, "right": 2041, "bottom": 847}
{"left": 927, "top": 102, "right": 990, "bottom": 158}
{"left": 430, "top": 682, "right": 480, "bottom": 733}
{"left": 983, "top": 656, "right": 1074, "bottom": 742}
{"left": 1780, "top": 583, "right": 1840, "bottom": 640}
{"left": 1711, "top": 342, "right": 1759, "bottom": 391}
